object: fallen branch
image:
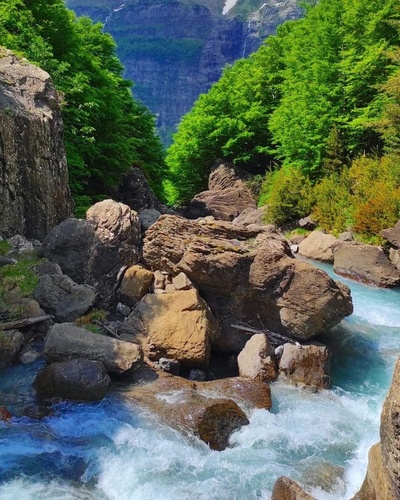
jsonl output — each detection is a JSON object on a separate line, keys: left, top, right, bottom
{"left": 231, "top": 323, "right": 301, "bottom": 347}
{"left": 93, "top": 320, "right": 121, "bottom": 339}
{"left": 0, "top": 315, "right": 52, "bottom": 331}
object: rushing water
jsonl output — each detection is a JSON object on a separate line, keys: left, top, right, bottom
{"left": 0, "top": 265, "right": 399, "bottom": 500}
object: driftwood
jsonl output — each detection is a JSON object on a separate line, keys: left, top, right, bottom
{"left": 231, "top": 323, "right": 303, "bottom": 348}
{"left": 0, "top": 314, "right": 51, "bottom": 331}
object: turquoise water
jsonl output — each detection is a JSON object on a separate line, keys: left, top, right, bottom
{"left": 0, "top": 267, "right": 399, "bottom": 500}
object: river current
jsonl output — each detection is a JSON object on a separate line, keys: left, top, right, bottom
{"left": 0, "top": 263, "right": 399, "bottom": 500}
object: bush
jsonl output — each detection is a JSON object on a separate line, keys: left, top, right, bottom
{"left": 259, "top": 166, "right": 314, "bottom": 226}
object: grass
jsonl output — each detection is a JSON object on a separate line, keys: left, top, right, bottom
{"left": 0, "top": 241, "right": 11, "bottom": 256}
{"left": 0, "top": 254, "right": 41, "bottom": 301}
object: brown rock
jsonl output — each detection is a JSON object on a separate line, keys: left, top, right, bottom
{"left": 119, "top": 265, "right": 154, "bottom": 306}
{"left": 129, "top": 289, "right": 219, "bottom": 367}
{"left": 142, "top": 215, "right": 353, "bottom": 350}
{"left": 388, "top": 248, "right": 400, "bottom": 271}
{"left": 237, "top": 334, "right": 277, "bottom": 382}
{"left": 113, "top": 166, "right": 162, "bottom": 213}
{"left": 34, "top": 358, "right": 111, "bottom": 402}
{"left": 334, "top": 242, "right": 400, "bottom": 287}
{"left": 352, "top": 443, "right": 393, "bottom": 500}
{"left": 0, "top": 50, "right": 73, "bottom": 240}
{"left": 189, "top": 163, "right": 256, "bottom": 221}
{"left": 44, "top": 323, "right": 143, "bottom": 374}
{"left": 381, "top": 220, "right": 400, "bottom": 249}
{"left": 232, "top": 207, "right": 268, "bottom": 227}
{"left": 272, "top": 476, "right": 316, "bottom": 500}
{"left": 124, "top": 371, "right": 249, "bottom": 451}
{"left": 279, "top": 343, "right": 331, "bottom": 389}
{"left": 172, "top": 272, "right": 193, "bottom": 291}
{"left": 0, "top": 406, "right": 12, "bottom": 422}
{"left": 298, "top": 230, "right": 338, "bottom": 263}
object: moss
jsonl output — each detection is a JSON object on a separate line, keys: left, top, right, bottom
{"left": 0, "top": 254, "right": 41, "bottom": 301}
{"left": 0, "top": 241, "right": 11, "bottom": 256}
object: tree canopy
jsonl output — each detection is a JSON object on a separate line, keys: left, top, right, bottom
{"left": 0, "top": 0, "right": 166, "bottom": 214}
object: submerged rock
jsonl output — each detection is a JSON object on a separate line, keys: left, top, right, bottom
{"left": 124, "top": 371, "right": 262, "bottom": 451}
{"left": 34, "top": 358, "right": 110, "bottom": 402}
{"left": 142, "top": 215, "right": 353, "bottom": 351}
{"left": 0, "top": 330, "right": 24, "bottom": 369}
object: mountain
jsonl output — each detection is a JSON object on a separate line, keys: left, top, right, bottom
{"left": 65, "top": 0, "right": 301, "bottom": 144}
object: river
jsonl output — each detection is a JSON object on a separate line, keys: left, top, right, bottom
{"left": 0, "top": 263, "right": 399, "bottom": 499}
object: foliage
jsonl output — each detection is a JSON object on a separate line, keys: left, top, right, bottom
{"left": 0, "top": 0, "right": 166, "bottom": 213}
{"left": 260, "top": 166, "right": 314, "bottom": 226}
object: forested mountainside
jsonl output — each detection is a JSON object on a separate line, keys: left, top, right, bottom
{"left": 0, "top": 0, "right": 166, "bottom": 215}
{"left": 166, "top": 0, "right": 400, "bottom": 242}
{"left": 65, "top": 0, "right": 301, "bottom": 144}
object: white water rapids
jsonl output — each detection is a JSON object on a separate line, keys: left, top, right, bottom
{"left": 0, "top": 264, "right": 399, "bottom": 499}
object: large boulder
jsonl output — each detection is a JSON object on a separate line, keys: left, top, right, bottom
{"left": 334, "top": 242, "right": 400, "bottom": 287}
{"left": 0, "top": 50, "right": 72, "bottom": 240}
{"left": 142, "top": 215, "right": 353, "bottom": 352}
{"left": 237, "top": 334, "right": 277, "bottom": 382}
{"left": 381, "top": 220, "right": 400, "bottom": 249}
{"left": 34, "top": 358, "right": 110, "bottom": 402}
{"left": 34, "top": 274, "right": 96, "bottom": 322}
{"left": 278, "top": 342, "right": 331, "bottom": 389}
{"left": 124, "top": 370, "right": 251, "bottom": 451}
{"left": 298, "top": 230, "right": 338, "bottom": 263}
{"left": 272, "top": 476, "right": 316, "bottom": 500}
{"left": 44, "top": 323, "right": 143, "bottom": 374}
{"left": 232, "top": 207, "right": 268, "bottom": 227}
{"left": 129, "top": 289, "right": 219, "bottom": 367}
{"left": 113, "top": 166, "right": 162, "bottom": 213}
{"left": 352, "top": 358, "right": 400, "bottom": 500}
{"left": 0, "top": 330, "right": 24, "bottom": 368}
{"left": 43, "top": 200, "right": 141, "bottom": 306}
{"left": 189, "top": 163, "right": 257, "bottom": 221}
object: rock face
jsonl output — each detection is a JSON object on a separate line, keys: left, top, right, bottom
{"left": 334, "top": 243, "right": 400, "bottom": 287}
{"left": 298, "top": 230, "right": 338, "bottom": 263}
{"left": 66, "top": 0, "right": 301, "bottom": 144}
{"left": 124, "top": 371, "right": 254, "bottom": 450}
{"left": 142, "top": 215, "right": 353, "bottom": 351}
{"left": 381, "top": 220, "right": 400, "bottom": 248}
{"left": 44, "top": 323, "right": 143, "bottom": 374}
{"left": 43, "top": 200, "right": 141, "bottom": 306}
{"left": 272, "top": 476, "right": 316, "bottom": 500}
{"left": 0, "top": 50, "right": 73, "bottom": 240}
{"left": 237, "top": 334, "right": 277, "bottom": 382}
{"left": 279, "top": 343, "right": 331, "bottom": 389}
{"left": 353, "top": 358, "right": 400, "bottom": 500}
{"left": 34, "top": 274, "right": 96, "bottom": 322}
{"left": 189, "top": 163, "right": 256, "bottom": 221}
{"left": 34, "top": 359, "right": 111, "bottom": 402}
{"left": 129, "top": 289, "right": 219, "bottom": 367}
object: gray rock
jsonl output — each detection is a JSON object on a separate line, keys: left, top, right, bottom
{"left": 34, "top": 358, "right": 110, "bottom": 401}
{"left": 0, "top": 330, "right": 24, "bottom": 368}
{"left": 0, "top": 50, "right": 73, "bottom": 240}
{"left": 298, "top": 216, "right": 317, "bottom": 230}
{"left": 34, "top": 274, "right": 96, "bottom": 322}
{"left": 298, "top": 230, "right": 339, "bottom": 263}
{"left": 44, "top": 323, "right": 143, "bottom": 374}
{"left": 290, "top": 244, "right": 299, "bottom": 254}
{"left": 159, "top": 357, "right": 181, "bottom": 375}
{"left": 34, "top": 259, "right": 63, "bottom": 276}
{"left": 43, "top": 200, "right": 141, "bottom": 307}
{"left": 172, "top": 272, "right": 193, "bottom": 291}
{"left": 139, "top": 208, "right": 161, "bottom": 230}
{"left": 232, "top": 207, "right": 268, "bottom": 226}
{"left": 19, "top": 348, "right": 41, "bottom": 364}
{"left": 7, "top": 235, "right": 42, "bottom": 256}
{"left": 117, "top": 302, "right": 131, "bottom": 317}
{"left": 0, "top": 257, "right": 16, "bottom": 267}
{"left": 113, "top": 166, "right": 162, "bottom": 213}
{"left": 189, "top": 368, "right": 207, "bottom": 381}
{"left": 338, "top": 231, "right": 353, "bottom": 242}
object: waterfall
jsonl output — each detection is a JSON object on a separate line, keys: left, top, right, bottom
{"left": 103, "top": 0, "right": 127, "bottom": 30}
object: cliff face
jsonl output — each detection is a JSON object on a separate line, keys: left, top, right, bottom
{"left": 0, "top": 50, "right": 73, "bottom": 240}
{"left": 66, "top": 0, "right": 300, "bottom": 144}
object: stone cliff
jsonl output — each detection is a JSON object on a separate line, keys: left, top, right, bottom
{"left": 0, "top": 50, "right": 73, "bottom": 240}
{"left": 66, "top": 0, "right": 300, "bottom": 144}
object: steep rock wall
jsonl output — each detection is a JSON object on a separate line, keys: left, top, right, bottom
{"left": 66, "top": 0, "right": 300, "bottom": 144}
{"left": 0, "top": 50, "right": 73, "bottom": 240}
